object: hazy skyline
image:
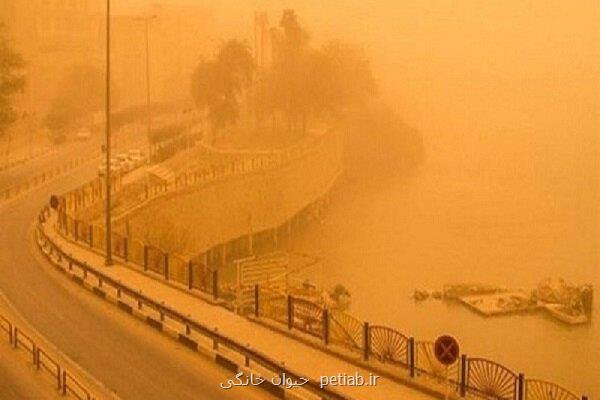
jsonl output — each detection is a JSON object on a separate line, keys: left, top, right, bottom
{"left": 0, "top": 1, "right": 597, "bottom": 399}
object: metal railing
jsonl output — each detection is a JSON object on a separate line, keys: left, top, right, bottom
{"left": 0, "top": 155, "right": 96, "bottom": 205}
{"left": 37, "top": 213, "right": 349, "bottom": 400}
{"left": 0, "top": 310, "right": 93, "bottom": 400}
{"left": 55, "top": 132, "right": 341, "bottom": 303}
{"left": 39, "top": 131, "right": 590, "bottom": 400}
{"left": 249, "top": 283, "right": 590, "bottom": 400}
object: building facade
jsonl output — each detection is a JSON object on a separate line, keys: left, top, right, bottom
{"left": 1, "top": 1, "right": 212, "bottom": 123}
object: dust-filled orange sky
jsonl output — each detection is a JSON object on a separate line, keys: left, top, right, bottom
{"left": 116, "top": 0, "right": 599, "bottom": 131}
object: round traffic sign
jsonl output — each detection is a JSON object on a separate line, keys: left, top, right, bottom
{"left": 434, "top": 335, "right": 460, "bottom": 365}
{"left": 50, "top": 195, "right": 59, "bottom": 209}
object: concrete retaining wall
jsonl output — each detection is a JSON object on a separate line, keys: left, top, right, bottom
{"left": 120, "top": 132, "right": 343, "bottom": 257}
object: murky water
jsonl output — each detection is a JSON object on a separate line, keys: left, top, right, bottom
{"left": 295, "top": 84, "right": 599, "bottom": 397}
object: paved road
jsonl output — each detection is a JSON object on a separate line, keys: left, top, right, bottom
{"left": 0, "top": 152, "right": 272, "bottom": 399}
{"left": 0, "top": 140, "right": 98, "bottom": 189}
{"left": 0, "top": 127, "right": 148, "bottom": 190}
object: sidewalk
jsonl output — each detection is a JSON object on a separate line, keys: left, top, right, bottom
{"left": 44, "top": 217, "right": 438, "bottom": 400}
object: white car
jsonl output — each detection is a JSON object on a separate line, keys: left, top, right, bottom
{"left": 75, "top": 128, "right": 92, "bottom": 141}
{"left": 98, "top": 160, "right": 122, "bottom": 176}
{"left": 127, "top": 149, "right": 146, "bottom": 167}
{"left": 114, "top": 153, "right": 134, "bottom": 173}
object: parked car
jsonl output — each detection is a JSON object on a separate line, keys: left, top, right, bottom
{"left": 127, "top": 149, "right": 146, "bottom": 167}
{"left": 98, "top": 159, "right": 122, "bottom": 176}
{"left": 75, "top": 128, "right": 92, "bottom": 141}
{"left": 114, "top": 153, "right": 134, "bottom": 173}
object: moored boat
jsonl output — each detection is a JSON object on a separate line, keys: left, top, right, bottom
{"left": 543, "top": 303, "right": 589, "bottom": 325}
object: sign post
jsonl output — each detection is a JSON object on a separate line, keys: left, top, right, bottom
{"left": 49, "top": 195, "right": 59, "bottom": 210}
{"left": 434, "top": 335, "right": 460, "bottom": 400}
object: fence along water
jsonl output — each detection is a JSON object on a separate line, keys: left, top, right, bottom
{"left": 37, "top": 208, "right": 350, "bottom": 400}
{"left": 48, "top": 133, "right": 587, "bottom": 400}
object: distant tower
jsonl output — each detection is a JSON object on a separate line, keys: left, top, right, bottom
{"left": 254, "top": 12, "right": 272, "bottom": 70}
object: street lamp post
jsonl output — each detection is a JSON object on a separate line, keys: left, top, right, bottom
{"left": 105, "top": 0, "right": 112, "bottom": 266}
{"left": 136, "top": 15, "right": 157, "bottom": 163}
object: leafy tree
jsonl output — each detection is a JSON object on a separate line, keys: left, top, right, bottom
{"left": 270, "top": 9, "right": 310, "bottom": 134}
{"left": 314, "top": 41, "right": 377, "bottom": 115}
{"left": 256, "top": 11, "right": 377, "bottom": 136}
{"left": 191, "top": 39, "right": 253, "bottom": 140}
{"left": 0, "top": 26, "right": 25, "bottom": 157}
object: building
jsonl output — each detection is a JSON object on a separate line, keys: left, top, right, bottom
{"left": 1, "top": 0, "right": 104, "bottom": 116}
{"left": 1, "top": 1, "right": 213, "bottom": 121}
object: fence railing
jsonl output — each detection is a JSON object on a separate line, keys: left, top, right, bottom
{"left": 55, "top": 132, "right": 341, "bottom": 303}
{"left": 0, "top": 308, "right": 94, "bottom": 400}
{"left": 247, "top": 283, "right": 590, "bottom": 400}
{"left": 135, "top": 130, "right": 341, "bottom": 212}
{"left": 0, "top": 155, "right": 97, "bottom": 205}
{"left": 36, "top": 213, "right": 349, "bottom": 400}
{"left": 0, "top": 146, "right": 52, "bottom": 172}
{"left": 42, "top": 132, "right": 589, "bottom": 400}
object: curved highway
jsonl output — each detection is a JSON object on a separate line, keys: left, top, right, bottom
{"left": 0, "top": 149, "right": 272, "bottom": 399}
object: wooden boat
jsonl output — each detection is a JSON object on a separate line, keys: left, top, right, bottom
{"left": 458, "top": 291, "right": 537, "bottom": 316}
{"left": 543, "top": 303, "right": 589, "bottom": 325}
{"left": 443, "top": 283, "right": 505, "bottom": 300}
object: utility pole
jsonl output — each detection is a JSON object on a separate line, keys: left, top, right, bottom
{"left": 138, "top": 15, "right": 157, "bottom": 163}
{"left": 145, "top": 17, "right": 151, "bottom": 162}
{"left": 105, "top": 0, "right": 112, "bottom": 266}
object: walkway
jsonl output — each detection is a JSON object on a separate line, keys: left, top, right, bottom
{"left": 44, "top": 214, "right": 437, "bottom": 400}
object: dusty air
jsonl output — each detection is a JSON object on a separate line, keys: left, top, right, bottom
{"left": 0, "top": 1, "right": 597, "bottom": 400}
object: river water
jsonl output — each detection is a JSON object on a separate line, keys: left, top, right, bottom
{"left": 294, "top": 75, "right": 599, "bottom": 396}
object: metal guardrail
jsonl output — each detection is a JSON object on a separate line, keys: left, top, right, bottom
{"left": 0, "top": 308, "right": 93, "bottom": 400}
{"left": 55, "top": 132, "right": 342, "bottom": 301}
{"left": 43, "top": 132, "right": 590, "bottom": 400}
{"left": 0, "top": 147, "right": 53, "bottom": 172}
{"left": 0, "top": 155, "right": 96, "bottom": 205}
{"left": 37, "top": 209, "right": 350, "bottom": 400}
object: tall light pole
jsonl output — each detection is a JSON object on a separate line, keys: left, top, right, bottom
{"left": 105, "top": 0, "right": 112, "bottom": 266}
{"left": 142, "top": 15, "right": 156, "bottom": 162}
{"left": 134, "top": 15, "right": 157, "bottom": 162}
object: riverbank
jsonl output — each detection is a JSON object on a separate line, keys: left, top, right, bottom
{"left": 290, "top": 119, "right": 599, "bottom": 399}
{"left": 118, "top": 131, "right": 343, "bottom": 258}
